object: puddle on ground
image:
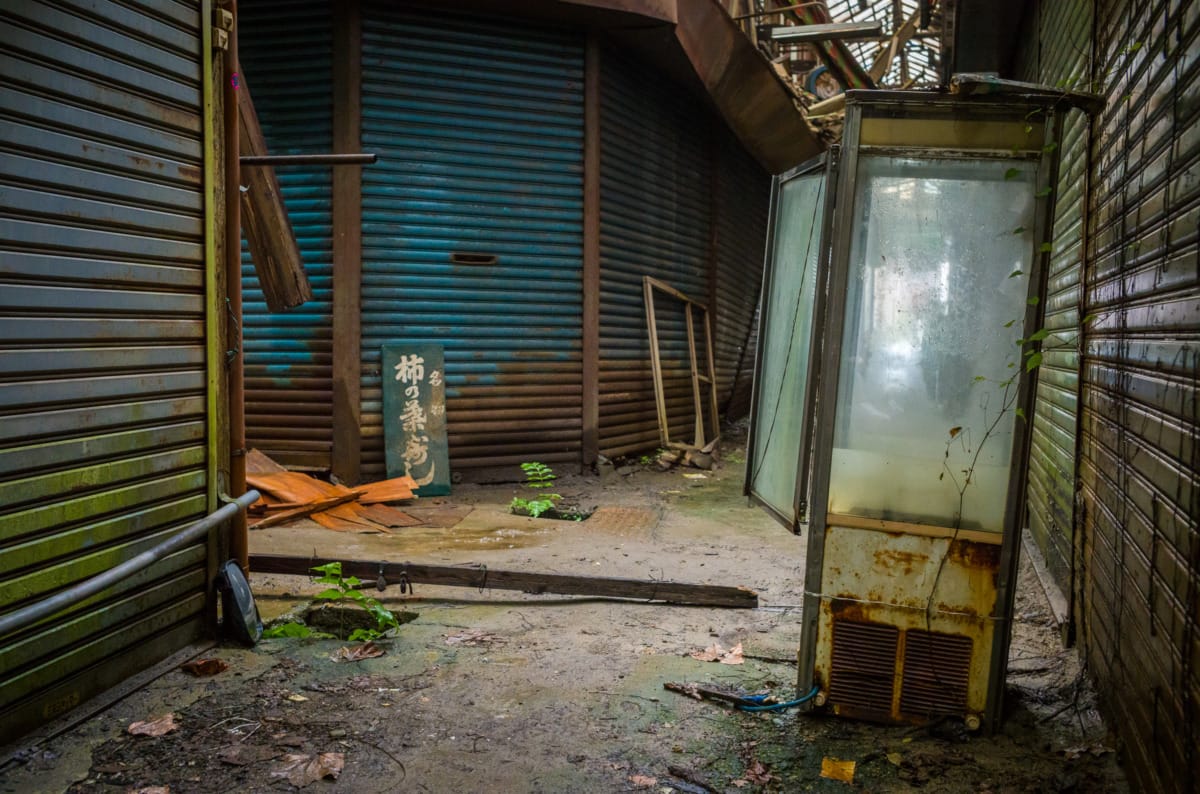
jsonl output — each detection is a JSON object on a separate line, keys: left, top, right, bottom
{"left": 382, "top": 522, "right": 560, "bottom": 554}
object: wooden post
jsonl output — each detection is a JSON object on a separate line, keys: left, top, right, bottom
{"left": 581, "top": 35, "right": 601, "bottom": 470}
{"left": 331, "top": 0, "right": 363, "bottom": 485}
{"left": 237, "top": 74, "right": 313, "bottom": 311}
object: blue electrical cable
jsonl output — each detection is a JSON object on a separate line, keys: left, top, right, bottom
{"left": 735, "top": 685, "right": 821, "bottom": 713}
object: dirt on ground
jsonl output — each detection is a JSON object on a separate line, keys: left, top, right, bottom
{"left": 1, "top": 427, "right": 1128, "bottom": 793}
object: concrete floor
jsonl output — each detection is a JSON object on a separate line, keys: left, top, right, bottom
{"left": 1, "top": 442, "right": 1128, "bottom": 793}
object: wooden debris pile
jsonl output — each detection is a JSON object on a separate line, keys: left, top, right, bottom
{"left": 246, "top": 449, "right": 419, "bottom": 534}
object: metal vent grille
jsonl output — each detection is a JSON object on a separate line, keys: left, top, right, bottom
{"left": 900, "top": 630, "right": 973, "bottom": 719}
{"left": 828, "top": 620, "right": 898, "bottom": 719}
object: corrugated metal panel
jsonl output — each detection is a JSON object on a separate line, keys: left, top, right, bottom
{"left": 598, "top": 47, "right": 713, "bottom": 457}
{"left": 1019, "top": 0, "right": 1092, "bottom": 599}
{"left": 714, "top": 125, "right": 771, "bottom": 421}
{"left": 1071, "top": 0, "right": 1200, "bottom": 791}
{"left": 238, "top": 0, "right": 334, "bottom": 469}
{"left": 0, "top": 0, "right": 209, "bottom": 741}
{"left": 360, "top": 5, "right": 584, "bottom": 476}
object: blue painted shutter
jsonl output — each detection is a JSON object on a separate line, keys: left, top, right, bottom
{"left": 360, "top": 5, "right": 584, "bottom": 477}
{"left": 598, "top": 46, "right": 713, "bottom": 457}
{"left": 238, "top": 0, "right": 334, "bottom": 469}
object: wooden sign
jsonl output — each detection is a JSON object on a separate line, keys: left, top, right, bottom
{"left": 382, "top": 343, "right": 451, "bottom": 496}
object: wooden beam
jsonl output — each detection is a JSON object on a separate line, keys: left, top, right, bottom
{"left": 249, "top": 554, "right": 760, "bottom": 608}
{"left": 868, "top": 6, "right": 920, "bottom": 83}
{"left": 237, "top": 72, "right": 313, "bottom": 312}
{"left": 331, "top": 0, "right": 363, "bottom": 485}
{"left": 581, "top": 34, "right": 601, "bottom": 471}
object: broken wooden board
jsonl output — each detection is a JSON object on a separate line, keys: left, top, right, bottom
{"left": 248, "top": 490, "right": 366, "bottom": 530}
{"left": 356, "top": 475, "right": 417, "bottom": 504}
{"left": 246, "top": 448, "right": 289, "bottom": 475}
{"left": 237, "top": 72, "right": 312, "bottom": 312}
{"left": 249, "top": 555, "right": 759, "bottom": 608}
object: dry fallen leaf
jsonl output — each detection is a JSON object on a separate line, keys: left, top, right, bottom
{"left": 820, "top": 757, "right": 856, "bottom": 783}
{"left": 131, "top": 788, "right": 170, "bottom": 794}
{"left": 180, "top": 658, "right": 228, "bottom": 677}
{"left": 730, "top": 780, "right": 749, "bottom": 788}
{"left": 745, "top": 760, "right": 774, "bottom": 784}
{"left": 286, "top": 693, "right": 309, "bottom": 702}
{"left": 719, "top": 642, "right": 744, "bottom": 665}
{"left": 128, "top": 714, "right": 179, "bottom": 737}
{"left": 886, "top": 752, "right": 903, "bottom": 767}
{"left": 331, "top": 642, "right": 386, "bottom": 662}
{"left": 271, "top": 752, "right": 344, "bottom": 787}
{"left": 628, "top": 774, "right": 657, "bottom": 788}
{"left": 689, "top": 642, "right": 744, "bottom": 665}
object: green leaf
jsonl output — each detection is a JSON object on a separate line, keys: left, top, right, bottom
{"left": 1004, "top": 167, "right": 1021, "bottom": 181}
{"left": 349, "top": 628, "right": 381, "bottom": 643}
{"left": 1042, "top": 141, "right": 1058, "bottom": 153}
{"left": 1025, "top": 352, "right": 1043, "bottom": 371}
{"left": 342, "top": 576, "right": 362, "bottom": 588}
{"left": 1015, "top": 407, "right": 1027, "bottom": 421}
{"left": 263, "top": 622, "right": 312, "bottom": 639}
{"left": 315, "top": 588, "right": 343, "bottom": 600}
{"left": 311, "top": 562, "right": 342, "bottom": 577}
{"left": 1004, "top": 319, "right": 1016, "bottom": 328}
{"left": 1027, "top": 296, "right": 1040, "bottom": 306}
{"left": 1082, "top": 313, "right": 1097, "bottom": 324}
{"left": 1039, "top": 242, "right": 1053, "bottom": 253}
{"left": 973, "top": 375, "right": 987, "bottom": 382}
{"left": 1009, "top": 269, "right": 1024, "bottom": 279}
{"left": 1012, "top": 227, "right": 1026, "bottom": 235}
{"left": 343, "top": 589, "right": 367, "bottom": 602}
{"left": 1028, "top": 328, "right": 1051, "bottom": 342}
{"left": 1035, "top": 186, "right": 1053, "bottom": 198}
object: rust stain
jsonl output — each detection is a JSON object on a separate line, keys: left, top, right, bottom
{"left": 829, "top": 597, "right": 878, "bottom": 623}
{"left": 178, "top": 164, "right": 201, "bottom": 182}
{"left": 873, "top": 548, "right": 928, "bottom": 575}
{"left": 947, "top": 539, "right": 1002, "bottom": 570}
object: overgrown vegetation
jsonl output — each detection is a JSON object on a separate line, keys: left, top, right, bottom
{"left": 261, "top": 561, "right": 402, "bottom": 642}
{"left": 509, "top": 461, "right": 562, "bottom": 518}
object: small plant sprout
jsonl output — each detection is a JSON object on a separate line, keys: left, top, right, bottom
{"left": 510, "top": 461, "right": 562, "bottom": 518}
{"left": 312, "top": 561, "right": 402, "bottom": 642}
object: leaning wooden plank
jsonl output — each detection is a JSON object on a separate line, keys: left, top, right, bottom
{"left": 249, "top": 555, "right": 759, "bottom": 608}
{"left": 246, "top": 448, "right": 289, "bottom": 475}
{"left": 238, "top": 72, "right": 312, "bottom": 312}
{"left": 248, "top": 489, "right": 367, "bottom": 530}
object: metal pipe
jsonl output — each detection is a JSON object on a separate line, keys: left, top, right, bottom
{"left": 0, "top": 491, "right": 261, "bottom": 639}
{"left": 240, "top": 153, "right": 376, "bottom": 166}
{"left": 223, "top": 0, "right": 248, "bottom": 572}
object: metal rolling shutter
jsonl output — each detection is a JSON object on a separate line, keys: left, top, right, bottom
{"left": 598, "top": 47, "right": 713, "bottom": 457}
{"left": 1079, "top": 1, "right": 1200, "bottom": 791}
{"left": 0, "top": 0, "right": 211, "bottom": 741}
{"left": 238, "top": 0, "right": 334, "bottom": 469}
{"left": 713, "top": 126, "right": 771, "bottom": 422}
{"left": 360, "top": 5, "right": 584, "bottom": 477}
{"left": 1020, "top": 0, "right": 1091, "bottom": 599}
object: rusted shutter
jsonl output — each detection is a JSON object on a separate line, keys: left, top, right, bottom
{"left": 714, "top": 126, "right": 772, "bottom": 421}
{"left": 359, "top": 6, "right": 585, "bottom": 477}
{"left": 1018, "top": 0, "right": 1092, "bottom": 600}
{"left": 0, "top": 0, "right": 210, "bottom": 741}
{"left": 238, "top": 0, "right": 334, "bottom": 469}
{"left": 1076, "top": 1, "right": 1200, "bottom": 791}
{"left": 598, "top": 46, "right": 713, "bottom": 457}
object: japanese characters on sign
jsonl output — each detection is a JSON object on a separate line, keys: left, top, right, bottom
{"left": 382, "top": 344, "right": 450, "bottom": 496}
